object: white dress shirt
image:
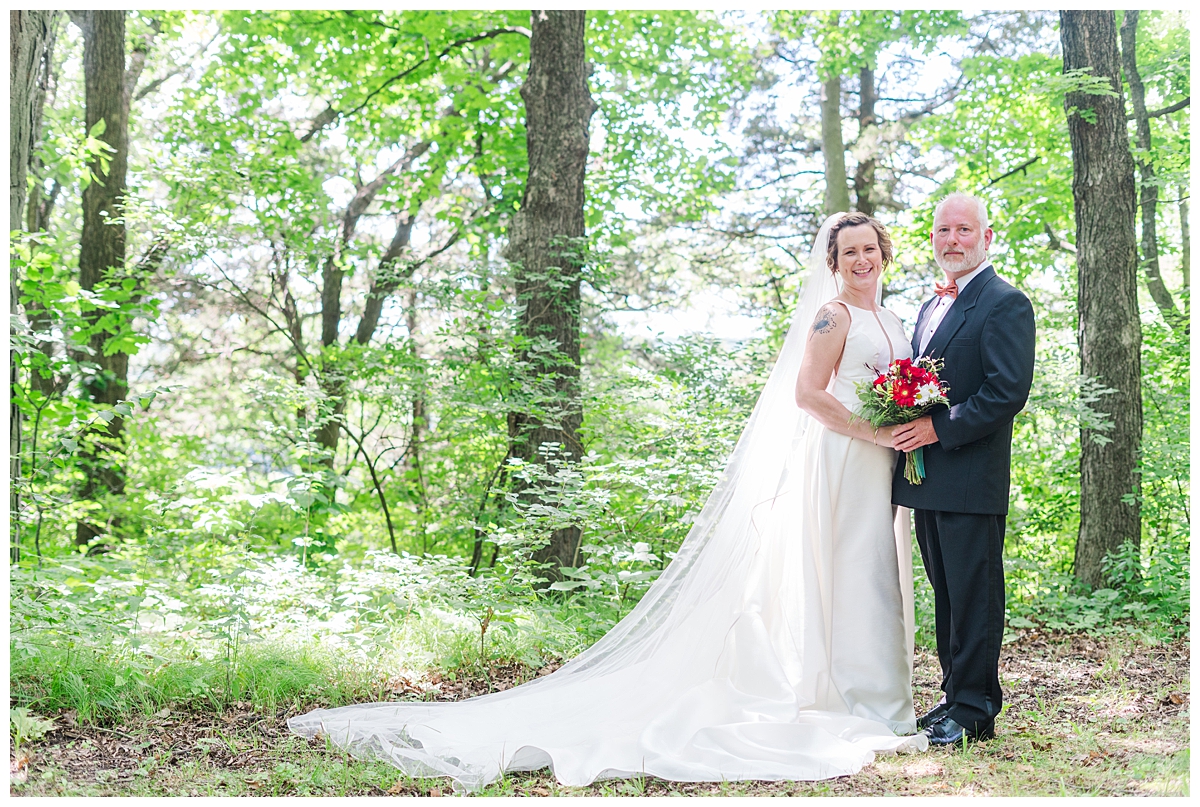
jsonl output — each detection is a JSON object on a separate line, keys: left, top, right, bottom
{"left": 918, "top": 262, "right": 992, "bottom": 356}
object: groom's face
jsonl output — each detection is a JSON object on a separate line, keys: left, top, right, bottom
{"left": 932, "top": 199, "right": 994, "bottom": 276}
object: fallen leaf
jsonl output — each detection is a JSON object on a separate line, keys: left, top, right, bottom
{"left": 156, "top": 708, "right": 171, "bottom": 718}
{"left": 10, "top": 752, "right": 31, "bottom": 785}
{"left": 1168, "top": 693, "right": 1185, "bottom": 705}
{"left": 429, "top": 787, "right": 443, "bottom": 797}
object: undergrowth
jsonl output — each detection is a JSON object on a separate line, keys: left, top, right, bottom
{"left": 10, "top": 537, "right": 1188, "bottom": 730}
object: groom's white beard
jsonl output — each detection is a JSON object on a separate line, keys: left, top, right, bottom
{"left": 936, "top": 241, "right": 987, "bottom": 276}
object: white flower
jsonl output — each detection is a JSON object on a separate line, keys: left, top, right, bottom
{"left": 913, "top": 383, "right": 942, "bottom": 406}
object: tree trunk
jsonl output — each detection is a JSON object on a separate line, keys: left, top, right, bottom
{"left": 502, "top": 10, "right": 596, "bottom": 581}
{"left": 820, "top": 73, "right": 850, "bottom": 216}
{"left": 1061, "top": 10, "right": 1142, "bottom": 589}
{"left": 355, "top": 214, "right": 417, "bottom": 345}
{"left": 1120, "top": 10, "right": 1183, "bottom": 331}
{"left": 314, "top": 146, "right": 429, "bottom": 462}
{"left": 852, "top": 66, "right": 876, "bottom": 218}
{"left": 10, "top": 10, "right": 60, "bottom": 561}
{"left": 1180, "top": 195, "right": 1190, "bottom": 296}
{"left": 75, "top": 10, "right": 129, "bottom": 547}
{"left": 9, "top": 11, "right": 57, "bottom": 233}
{"left": 403, "top": 290, "right": 427, "bottom": 543}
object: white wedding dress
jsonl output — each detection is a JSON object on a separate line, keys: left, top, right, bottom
{"left": 288, "top": 215, "right": 926, "bottom": 790}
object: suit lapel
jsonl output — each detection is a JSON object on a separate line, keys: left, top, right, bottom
{"left": 924, "top": 265, "right": 997, "bottom": 359}
{"left": 912, "top": 298, "right": 935, "bottom": 355}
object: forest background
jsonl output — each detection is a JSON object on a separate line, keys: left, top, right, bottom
{"left": 7, "top": 8, "right": 1190, "bottom": 772}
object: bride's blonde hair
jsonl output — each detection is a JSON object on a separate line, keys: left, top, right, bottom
{"left": 825, "top": 212, "right": 894, "bottom": 273}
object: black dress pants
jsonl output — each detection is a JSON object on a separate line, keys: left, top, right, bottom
{"left": 912, "top": 509, "right": 1006, "bottom": 731}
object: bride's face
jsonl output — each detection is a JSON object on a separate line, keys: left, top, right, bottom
{"left": 834, "top": 225, "right": 883, "bottom": 293}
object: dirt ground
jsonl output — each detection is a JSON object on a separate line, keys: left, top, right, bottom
{"left": 10, "top": 630, "right": 1190, "bottom": 797}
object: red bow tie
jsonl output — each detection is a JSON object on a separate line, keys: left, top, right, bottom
{"left": 934, "top": 279, "right": 958, "bottom": 299}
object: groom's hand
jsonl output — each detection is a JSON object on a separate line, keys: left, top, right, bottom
{"left": 892, "top": 416, "right": 938, "bottom": 452}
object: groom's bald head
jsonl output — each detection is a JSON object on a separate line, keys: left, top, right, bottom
{"left": 935, "top": 193, "right": 989, "bottom": 231}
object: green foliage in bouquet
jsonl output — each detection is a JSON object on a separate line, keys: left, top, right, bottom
{"left": 854, "top": 357, "right": 949, "bottom": 485}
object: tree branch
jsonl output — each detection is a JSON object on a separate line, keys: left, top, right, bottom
{"left": 134, "top": 236, "right": 171, "bottom": 274}
{"left": 134, "top": 32, "right": 219, "bottom": 102}
{"left": 122, "top": 19, "right": 161, "bottom": 113}
{"left": 321, "top": 141, "right": 432, "bottom": 347}
{"left": 341, "top": 422, "right": 398, "bottom": 553}
{"left": 985, "top": 156, "right": 1039, "bottom": 187}
{"left": 897, "top": 76, "right": 965, "bottom": 123}
{"left": 194, "top": 275, "right": 312, "bottom": 373}
{"left": 203, "top": 255, "right": 314, "bottom": 373}
{"left": 298, "top": 26, "right": 530, "bottom": 142}
{"left": 1121, "top": 11, "right": 1184, "bottom": 332}
{"left": 1146, "top": 96, "right": 1189, "bottom": 118}
{"left": 1044, "top": 222, "right": 1077, "bottom": 254}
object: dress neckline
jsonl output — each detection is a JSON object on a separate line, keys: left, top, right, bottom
{"left": 836, "top": 300, "right": 883, "bottom": 313}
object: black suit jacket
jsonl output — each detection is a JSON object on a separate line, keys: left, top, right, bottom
{"left": 892, "top": 265, "right": 1035, "bottom": 515}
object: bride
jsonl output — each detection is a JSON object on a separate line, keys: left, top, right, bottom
{"left": 289, "top": 212, "right": 927, "bottom": 790}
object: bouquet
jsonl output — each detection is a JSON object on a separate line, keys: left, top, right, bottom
{"left": 855, "top": 357, "right": 949, "bottom": 485}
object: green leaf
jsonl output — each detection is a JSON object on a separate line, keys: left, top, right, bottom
{"left": 548, "top": 580, "right": 588, "bottom": 591}
{"left": 10, "top": 707, "right": 56, "bottom": 747}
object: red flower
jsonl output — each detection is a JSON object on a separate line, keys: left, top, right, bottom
{"left": 874, "top": 374, "right": 887, "bottom": 387}
{"left": 892, "top": 381, "right": 917, "bottom": 406}
{"left": 909, "top": 367, "right": 933, "bottom": 385}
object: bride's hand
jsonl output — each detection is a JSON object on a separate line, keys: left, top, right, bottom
{"left": 873, "top": 425, "right": 897, "bottom": 449}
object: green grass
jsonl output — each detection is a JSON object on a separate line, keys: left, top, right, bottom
{"left": 10, "top": 603, "right": 587, "bottom": 727}
{"left": 11, "top": 633, "right": 1189, "bottom": 797}
{"left": 9, "top": 640, "right": 385, "bottom": 722}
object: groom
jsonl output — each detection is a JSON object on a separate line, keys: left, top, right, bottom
{"left": 891, "top": 193, "right": 1035, "bottom": 746}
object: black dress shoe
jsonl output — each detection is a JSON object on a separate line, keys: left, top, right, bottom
{"left": 916, "top": 701, "right": 950, "bottom": 731}
{"left": 923, "top": 715, "right": 995, "bottom": 746}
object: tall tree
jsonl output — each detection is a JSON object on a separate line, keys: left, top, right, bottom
{"left": 852, "top": 66, "right": 877, "bottom": 218}
{"left": 9, "top": 11, "right": 58, "bottom": 233}
{"left": 819, "top": 73, "right": 850, "bottom": 215}
{"left": 771, "top": 11, "right": 965, "bottom": 222}
{"left": 313, "top": 141, "right": 432, "bottom": 462}
{"left": 503, "top": 10, "right": 596, "bottom": 580}
{"left": 1181, "top": 195, "right": 1190, "bottom": 296}
{"left": 72, "top": 10, "right": 130, "bottom": 547}
{"left": 184, "top": 12, "right": 530, "bottom": 469}
{"left": 1060, "top": 10, "right": 1142, "bottom": 588}
{"left": 10, "top": 10, "right": 61, "bottom": 560}
{"left": 1120, "top": 10, "right": 1184, "bottom": 331}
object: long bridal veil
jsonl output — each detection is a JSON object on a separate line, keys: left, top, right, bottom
{"left": 288, "top": 214, "right": 924, "bottom": 791}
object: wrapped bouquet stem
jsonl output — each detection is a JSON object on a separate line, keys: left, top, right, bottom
{"left": 855, "top": 357, "right": 949, "bottom": 485}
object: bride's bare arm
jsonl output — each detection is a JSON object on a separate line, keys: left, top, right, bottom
{"left": 794, "top": 304, "right": 896, "bottom": 448}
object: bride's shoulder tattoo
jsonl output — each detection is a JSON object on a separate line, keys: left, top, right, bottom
{"left": 811, "top": 304, "right": 839, "bottom": 337}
